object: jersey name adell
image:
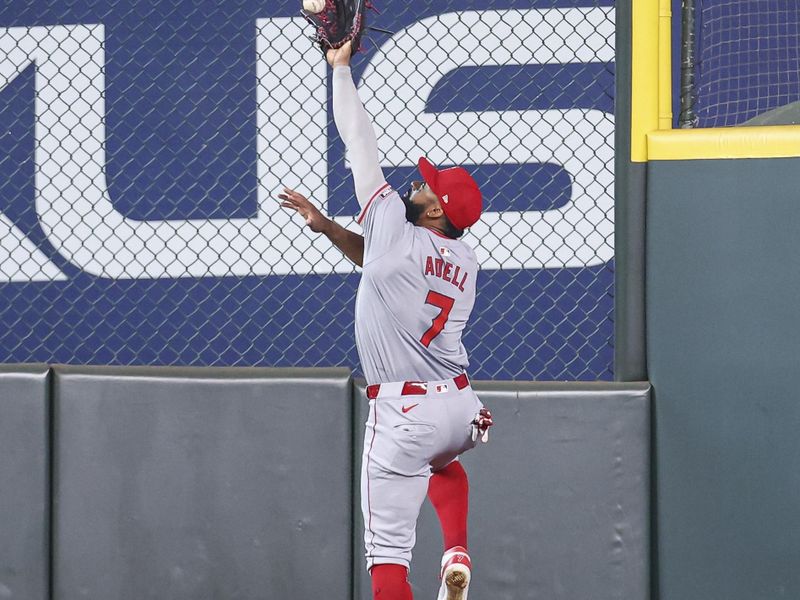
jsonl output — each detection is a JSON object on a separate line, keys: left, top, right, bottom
{"left": 354, "top": 184, "right": 478, "bottom": 384}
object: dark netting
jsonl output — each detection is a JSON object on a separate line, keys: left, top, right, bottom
{"left": 692, "top": 0, "right": 800, "bottom": 127}
{"left": 0, "top": 1, "right": 615, "bottom": 380}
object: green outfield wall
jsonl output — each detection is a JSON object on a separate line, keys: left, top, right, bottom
{"left": 647, "top": 157, "right": 800, "bottom": 600}
{"left": 619, "top": 1, "right": 800, "bottom": 596}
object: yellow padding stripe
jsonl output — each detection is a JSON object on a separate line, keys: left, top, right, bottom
{"left": 658, "top": 0, "right": 672, "bottom": 131}
{"left": 630, "top": 0, "right": 659, "bottom": 162}
{"left": 648, "top": 126, "right": 800, "bottom": 160}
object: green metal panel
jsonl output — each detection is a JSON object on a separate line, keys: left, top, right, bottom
{"left": 647, "top": 158, "right": 800, "bottom": 600}
{"left": 615, "top": 0, "right": 648, "bottom": 381}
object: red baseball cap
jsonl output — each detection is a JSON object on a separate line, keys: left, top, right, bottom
{"left": 417, "top": 157, "right": 482, "bottom": 230}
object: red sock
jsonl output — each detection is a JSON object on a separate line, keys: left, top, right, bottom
{"left": 371, "top": 564, "right": 412, "bottom": 600}
{"left": 427, "top": 461, "right": 469, "bottom": 550}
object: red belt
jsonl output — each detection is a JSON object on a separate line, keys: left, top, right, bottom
{"left": 366, "top": 373, "right": 470, "bottom": 400}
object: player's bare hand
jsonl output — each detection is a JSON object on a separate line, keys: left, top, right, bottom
{"left": 326, "top": 41, "right": 353, "bottom": 67}
{"left": 278, "top": 188, "right": 330, "bottom": 234}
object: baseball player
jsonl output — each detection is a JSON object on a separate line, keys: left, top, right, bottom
{"left": 280, "top": 42, "right": 492, "bottom": 600}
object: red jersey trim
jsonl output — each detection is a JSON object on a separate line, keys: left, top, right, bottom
{"left": 357, "top": 182, "right": 391, "bottom": 225}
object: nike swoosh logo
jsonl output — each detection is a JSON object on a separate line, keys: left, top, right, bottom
{"left": 401, "top": 403, "right": 419, "bottom": 413}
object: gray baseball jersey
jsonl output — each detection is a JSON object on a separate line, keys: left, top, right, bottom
{"left": 354, "top": 183, "right": 478, "bottom": 385}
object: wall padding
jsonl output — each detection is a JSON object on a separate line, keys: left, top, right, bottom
{"left": 51, "top": 366, "right": 353, "bottom": 600}
{"left": 0, "top": 365, "right": 50, "bottom": 600}
{"left": 353, "top": 381, "right": 651, "bottom": 600}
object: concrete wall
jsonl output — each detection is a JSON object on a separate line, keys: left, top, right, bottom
{"left": 0, "top": 366, "right": 650, "bottom": 600}
{"left": 648, "top": 157, "right": 800, "bottom": 600}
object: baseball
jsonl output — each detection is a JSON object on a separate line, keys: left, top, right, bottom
{"left": 303, "top": 0, "right": 325, "bottom": 13}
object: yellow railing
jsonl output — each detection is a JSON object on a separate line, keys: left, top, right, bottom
{"left": 630, "top": 0, "right": 800, "bottom": 161}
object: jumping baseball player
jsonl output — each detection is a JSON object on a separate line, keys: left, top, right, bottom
{"left": 280, "top": 42, "right": 492, "bottom": 600}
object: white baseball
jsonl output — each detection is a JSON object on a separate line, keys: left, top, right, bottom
{"left": 303, "top": 0, "right": 325, "bottom": 13}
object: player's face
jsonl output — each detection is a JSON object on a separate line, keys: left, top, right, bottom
{"left": 401, "top": 181, "right": 437, "bottom": 224}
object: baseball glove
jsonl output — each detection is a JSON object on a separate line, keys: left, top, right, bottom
{"left": 302, "top": 0, "right": 377, "bottom": 54}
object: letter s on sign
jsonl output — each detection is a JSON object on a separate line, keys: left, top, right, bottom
{"left": 358, "top": 8, "right": 615, "bottom": 270}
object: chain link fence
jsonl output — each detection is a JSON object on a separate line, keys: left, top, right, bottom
{"left": 0, "top": 0, "right": 615, "bottom": 380}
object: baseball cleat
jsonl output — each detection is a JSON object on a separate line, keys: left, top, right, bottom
{"left": 436, "top": 545, "right": 471, "bottom": 600}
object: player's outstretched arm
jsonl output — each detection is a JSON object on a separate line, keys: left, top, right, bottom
{"left": 279, "top": 187, "right": 364, "bottom": 267}
{"left": 328, "top": 42, "right": 386, "bottom": 210}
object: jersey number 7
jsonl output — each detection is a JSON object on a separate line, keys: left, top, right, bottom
{"left": 420, "top": 291, "right": 455, "bottom": 347}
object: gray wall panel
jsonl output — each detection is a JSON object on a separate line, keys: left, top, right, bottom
{"left": 648, "top": 158, "right": 800, "bottom": 600}
{"left": 52, "top": 366, "right": 353, "bottom": 600}
{"left": 615, "top": 161, "right": 648, "bottom": 381}
{"left": 354, "top": 381, "right": 650, "bottom": 600}
{"left": 0, "top": 365, "right": 50, "bottom": 600}
{"left": 615, "top": 0, "right": 648, "bottom": 382}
